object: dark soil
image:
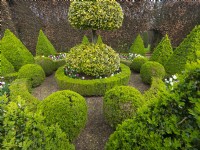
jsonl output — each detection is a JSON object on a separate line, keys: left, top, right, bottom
{"left": 32, "top": 71, "right": 149, "bottom": 150}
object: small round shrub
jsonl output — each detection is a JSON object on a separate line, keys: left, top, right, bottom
{"left": 130, "top": 56, "right": 148, "bottom": 73}
{"left": 18, "top": 64, "right": 45, "bottom": 87}
{"left": 35, "top": 56, "right": 55, "bottom": 76}
{"left": 38, "top": 90, "right": 88, "bottom": 141}
{"left": 66, "top": 43, "right": 120, "bottom": 77}
{"left": 103, "top": 86, "right": 144, "bottom": 129}
{"left": 1, "top": 54, "right": 15, "bottom": 76}
{"left": 140, "top": 61, "right": 165, "bottom": 84}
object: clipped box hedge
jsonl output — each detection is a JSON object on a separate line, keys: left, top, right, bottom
{"left": 55, "top": 63, "right": 131, "bottom": 96}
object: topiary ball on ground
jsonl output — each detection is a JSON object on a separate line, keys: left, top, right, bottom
{"left": 35, "top": 56, "right": 55, "bottom": 76}
{"left": 130, "top": 56, "right": 148, "bottom": 73}
{"left": 18, "top": 64, "right": 45, "bottom": 87}
{"left": 140, "top": 61, "right": 165, "bottom": 84}
{"left": 103, "top": 86, "right": 144, "bottom": 129}
{"left": 66, "top": 43, "right": 120, "bottom": 77}
{"left": 38, "top": 90, "right": 88, "bottom": 141}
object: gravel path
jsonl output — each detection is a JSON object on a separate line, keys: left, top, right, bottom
{"left": 32, "top": 71, "right": 149, "bottom": 150}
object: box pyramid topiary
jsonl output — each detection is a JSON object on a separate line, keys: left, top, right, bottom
{"left": 130, "top": 34, "right": 146, "bottom": 56}
{"left": 150, "top": 34, "right": 173, "bottom": 68}
{"left": 36, "top": 30, "right": 57, "bottom": 56}
{"left": 0, "top": 54, "right": 15, "bottom": 76}
{"left": 1, "top": 29, "right": 34, "bottom": 71}
{"left": 165, "top": 25, "right": 200, "bottom": 75}
{"left": 81, "top": 35, "right": 90, "bottom": 44}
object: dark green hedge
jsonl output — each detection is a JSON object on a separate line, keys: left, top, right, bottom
{"left": 55, "top": 63, "right": 131, "bottom": 96}
{"left": 54, "top": 60, "right": 66, "bottom": 70}
{"left": 1, "top": 29, "right": 34, "bottom": 71}
{"left": 38, "top": 90, "right": 87, "bottom": 141}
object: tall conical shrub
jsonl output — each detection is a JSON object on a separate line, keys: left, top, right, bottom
{"left": 1, "top": 29, "right": 34, "bottom": 71}
{"left": 81, "top": 35, "right": 90, "bottom": 44}
{"left": 150, "top": 35, "right": 173, "bottom": 68}
{"left": 130, "top": 34, "right": 146, "bottom": 56}
{"left": 36, "top": 30, "right": 57, "bottom": 56}
{"left": 1, "top": 54, "right": 15, "bottom": 76}
{"left": 165, "top": 25, "right": 200, "bottom": 75}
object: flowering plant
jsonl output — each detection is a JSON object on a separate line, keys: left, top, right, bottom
{"left": 0, "top": 77, "right": 10, "bottom": 96}
{"left": 164, "top": 75, "right": 178, "bottom": 90}
{"left": 119, "top": 53, "right": 144, "bottom": 61}
{"left": 48, "top": 53, "right": 66, "bottom": 61}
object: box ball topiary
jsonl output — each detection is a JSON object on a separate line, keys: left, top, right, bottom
{"left": 66, "top": 43, "right": 120, "bottom": 77}
{"left": 140, "top": 61, "right": 165, "bottom": 84}
{"left": 18, "top": 64, "right": 45, "bottom": 87}
{"left": 35, "top": 56, "right": 55, "bottom": 76}
{"left": 1, "top": 54, "right": 15, "bottom": 76}
{"left": 130, "top": 56, "right": 148, "bottom": 73}
{"left": 38, "top": 90, "right": 88, "bottom": 141}
{"left": 103, "top": 86, "right": 144, "bottom": 129}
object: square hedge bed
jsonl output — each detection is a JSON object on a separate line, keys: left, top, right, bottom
{"left": 55, "top": 63, "right": 131, "bottom": 96}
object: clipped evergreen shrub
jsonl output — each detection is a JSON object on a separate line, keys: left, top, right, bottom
{"left": 18, "top": 64, "right": 45, "bottom": 87}
{"left": 165, "top": 25, "right": 200, "bottom": 75}
{"left": 36, "top": 30, "right": 57, "bottom": 56}
{"left": 38, "top": 90, "right": 87, "bottom": 141}
{"left": 96, "top": 35, "right": 103, "bottom": 44}
{"left": 35, "top": 56, "right": 55, "bottom": 76}
{"left": 130, "top": 56, "right": 148, "bottom": 73}
{"left": 103, "top": 86, "right": 144, "bottom": 129}
{"left": 54, "top": 60, "right": 66, "bottom": 70}
{"left": 140, "top": 61, "right": 165, "bottom": 84}
{"left": 68, "top": 0, "right": 123, "bottom": 30}
{"left": 106, "top": 67, "right": 200, "bottom": 149}
{"left": 66, "top": 43, "right": 120, "bottom": 77}
{"left": 55, "top": 63, "right": 131, "bottom": 96}
{"left": 150, "top": 34, "right": 173, "bottom": 68}
{"left": 130, "top": 34, "right": 146, "bottom": 56}
{"left": 0, "top": 96, "right": 75, "bottom": 150}
{"left": 82, "top": 35, "right": 90, "bottom": 44}
{"left": 4, "top": 72, "right": 18, "bottom": 83}
{"left": 1, "top": 54, "right": 15, "bottom": 76}
{"left": 1, "top": 29, "right": 34, "bottom": 71}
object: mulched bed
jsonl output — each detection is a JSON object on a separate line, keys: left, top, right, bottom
{"left": 32, "top": 71, "right": 149, "bottom": 150}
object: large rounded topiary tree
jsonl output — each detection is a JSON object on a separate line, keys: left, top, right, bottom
{"left": 68, "top": 0, "right": 123, "bottom": 43}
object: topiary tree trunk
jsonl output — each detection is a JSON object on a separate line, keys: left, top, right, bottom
{"left": 92, "top": 29, "right": 97, "bottom": 44}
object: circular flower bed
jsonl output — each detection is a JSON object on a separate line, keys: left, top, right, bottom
{"left": 55, "top": 63, "right": 131, "bottom": 96}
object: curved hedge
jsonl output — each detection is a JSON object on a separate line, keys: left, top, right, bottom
{"left": 130, "top": 56, "right": 148, "bottom": 73}
{"left": 1, "top": 29, "right": 34, "bottom": 71}
{"left": 140, "top": 61, "right": 165, "bottom": 84}
{"left": 38, "top": 90, "right": 87, "bottom": 141}
{"left": 55, "top": 63, "right": 131, "bottom": 96}
{"left": 35, "top": 56, "right": 55, "bottom": 76}
{"left": 18, "top": 64, "right": 45, "bottom": 87}
{"left": 1, "top": 54, "right": 15, "bottom": 76}
{"left": 103, "top": 86, "right": 144, "bottom": 129}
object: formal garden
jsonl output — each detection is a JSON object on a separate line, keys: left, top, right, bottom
{"left": 0, "top": 0, "right": 200, "bottom": 150}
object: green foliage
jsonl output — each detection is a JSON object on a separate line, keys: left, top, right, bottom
{"left": 35, "top": 56, "right": 55, "bottom": 76}
{"left": 0, "top": 96, "right": 74, "bottom": 150}
{"left": 68, "top": 1, "right": 123, "bottom": 30}
{"left": 38, "top": 90, "right": 88, "bottom": 141}
{"left": 130, "top": 34, "right": 146, "bottom": 56}
{"left": 9, "top": 78, "right": 39, "bottom": 111}
{"left": 106, "top": 67, "right": 200, "bottom": 149}
{"left": 103, "top": 86, "right": 144, "bottom": 129}
{"left": 54, "top": 60, "right": 66, "bottom": 70}
{"left": 4, "top": 72, "right": 18, "bottom": 83}
{"left": 140, "top": 61, "right": 166, "bottom": 84}
{"left": 0, "top": 54, "right": 15, "bottom": 76}
{"left": 130, "top": 56, "right": 148, "bottom": 73}
{"left": 66, "top": 43, "right": 120, "bottom": 77}
{"left": 55, "top": 63, "right": 131, "bottom": 96}
{"left": 18, "top": 64, "right": 45, "bottom": 88}
{"left": 150, "top": 35, "right": 173, "bottom": 68}
{"left": 165, "top": 25, "right": 200, "bottom": 75}
{"left": 1, "top": 29, "right": 34, "bottom": 71}
{"left": 36, "top": 30, "right": 57, "bottom": 56}
{"left": 82, "top": 35, "right": 90, "bottom": 44}
{"left": 97, "top": 35, "right": 103, "bottom": 44}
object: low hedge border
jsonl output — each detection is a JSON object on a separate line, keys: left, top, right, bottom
{"left": 55, "top": 63, "right": 131, "bottom": 96}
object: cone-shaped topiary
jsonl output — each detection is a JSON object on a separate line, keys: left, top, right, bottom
{"left": 130, "top": 34, "right": 146, "bottom": 56}
{"left": 36, "top": 30, "right": 57, "bottom": 56}
{"left": 82, "top": 35, "right": 90, "bottom": 44}
{"left": 130, "top": 56, "right": 148, "bottom": 73}
{"left": 140, "top": 61, "right": 165, "bottom": 84}
{"left": 18, "top": 64, "right": 45, "bottom": 87}
{"left": 165, "top": 25, "right": 200, "bottom": 75}
{"left": 35, "top": 56, "right": 56, "bottom": 76}
{"left": 103, "top": 86, "right": 144, "bottom": 129}
{"left": 66, "top": 43, "right": 120, "bottom": 77}
{"left": 1, "top": 29, "right": 34, "bottom": 71}
{"left": 1, "top": 54, "right": 15, "bottom": 76}
{"left": 96, "top": 35, "right": 103, "bottom": 44}
{"left": 150, "top": 34, "right": 173, "bottom": 68}
{"left": 38, "top": 90, "right": 88, "bottom": 141}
